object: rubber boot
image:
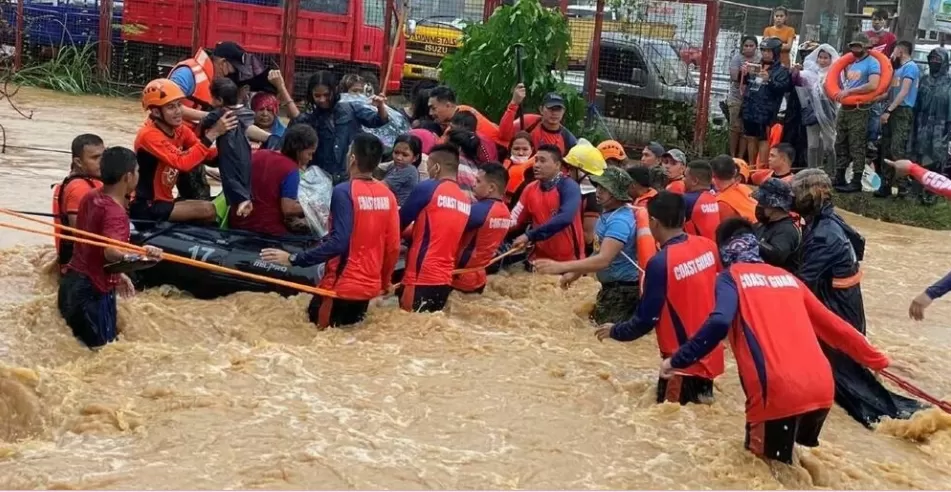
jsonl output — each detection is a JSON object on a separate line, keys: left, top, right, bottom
{"left": 835, "top": 171, "right": 864, "bottom": 193}
{"left": 833, "top": 168, "right": 848, "bottom": 187}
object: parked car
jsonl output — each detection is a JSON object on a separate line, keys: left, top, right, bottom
{"left": 669, "top": 38, "right": 701, "bottom": 69}
{"left": 563, "top": 32, "right": 699, "bottom": 143}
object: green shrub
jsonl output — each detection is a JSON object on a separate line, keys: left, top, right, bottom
{"left": 439, "top": 0, "right": 586, "bottom": 134}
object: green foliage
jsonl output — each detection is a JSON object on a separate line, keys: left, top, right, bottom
{"left": 833, "top": 192, "right": 951, "bottom": 231}
{"left": 439, "top": 0, "right": 586, "bottom": 133}
{"left": 12, "top": 44, "right": 124, "bottom": 96}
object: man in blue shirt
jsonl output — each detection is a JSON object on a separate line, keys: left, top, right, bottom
{"left": 534, "top": 167, "right": 641, "bottom": 324}
{"left": 875, "top": 40, "right": 920, "bottom": 198}
{"left": 834, "top": 33, "right": 883, "bottom": 193}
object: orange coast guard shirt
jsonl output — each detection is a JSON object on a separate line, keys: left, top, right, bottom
{"left": 132, "top": 119, "right": 215, "bottom": 204}
{"left": 399, "top": 179, "right": 472, "bottom": 287}
{"left": 452, "top": 198, "right": 513, "bottom": 292}
{"left": 683, "top": 190, "right": 721, "bottom": 242}
{"left": 289, "top": 179, "right": 401, "bottom": 300}
{"left": 670, "top": 261, "right": 890, "bottom": 423}
{"left": 510, "top": 176, "right": 585, "bottom": 262}
{"left": 609, "top": 233, "right": 725, "bottom": 380}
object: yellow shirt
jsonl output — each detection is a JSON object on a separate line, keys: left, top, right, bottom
{"left": 764, "top": 25, "right": 796, "bottom": 67}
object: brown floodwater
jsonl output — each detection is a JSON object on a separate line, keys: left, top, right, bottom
{"left": 1, "top": 87, "right": 951, "bottom": 489}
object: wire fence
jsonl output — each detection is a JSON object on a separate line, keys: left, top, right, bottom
{"left": 0, "top": 0, "right": 818, "bottom": 155}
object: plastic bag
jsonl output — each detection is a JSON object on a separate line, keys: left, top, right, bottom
{"left": 339, "top": 93, "right": 410, "bottom": 150}
{"left": 298, "top": 166, "right": 333, "bottom": 237}
{"left": 800, "top": 44, "right": 840, "bottom": 150}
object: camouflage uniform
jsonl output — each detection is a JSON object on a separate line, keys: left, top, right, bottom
{"left": 834, "top": 33, "right": 877, "bottom": 188}
{"left": 591, "top": 283, "right": 640, "bottom": 325}
{"left": 878, "top": 106, "right": 913, "bottom": 194}
{"left": 834, "top": 106, "right": 871, "bottom": 185}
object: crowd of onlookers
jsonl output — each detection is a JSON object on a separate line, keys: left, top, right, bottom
{"left": 726, "top": 6, "right": 951, "bottom": 204}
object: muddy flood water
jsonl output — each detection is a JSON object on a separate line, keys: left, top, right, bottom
{"left": 1, "top": 87, "right": 951, "bottom": 489}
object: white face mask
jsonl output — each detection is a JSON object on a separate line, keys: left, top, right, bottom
{"left": 510, "top": 155, "right": 530, "bottom": 163}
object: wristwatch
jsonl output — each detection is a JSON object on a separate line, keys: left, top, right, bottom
{"left": 287, "top": 253, "right": 298, "bottom": 266}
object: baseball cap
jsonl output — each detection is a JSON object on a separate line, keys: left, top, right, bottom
{"left": 849, "top": 32, "right": 872, "bottom": 48}
{"left": 751, "top": 177, "right": 794, "bottom": 211}
{"left": 542, "top": 93, "right": 566, "bottom": 109}
{"left": 590, "top": 166, "right": 633, "bottom": 201}
{"left": 212, "top": 41, "right": 252, "bottom": 79}
{"left": 662, "top": 148, "right": 687, "bottom": 164}
{"left": 643, "top": 142, "right": 665, "bottom": 159}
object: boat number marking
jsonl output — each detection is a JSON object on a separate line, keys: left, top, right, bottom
{"left": 188, "top": 245, "right": 216, "bottom": 262}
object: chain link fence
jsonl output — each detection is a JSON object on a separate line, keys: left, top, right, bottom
{"left": 0, "top": 0, "right": 819, "bottom": 155}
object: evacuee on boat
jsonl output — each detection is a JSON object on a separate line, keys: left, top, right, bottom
{"left": 231, "top": 124, "right": 318, "bottom": 237}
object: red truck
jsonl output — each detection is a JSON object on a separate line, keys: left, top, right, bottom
{"left": 120, "top": 0, "right": 404, "bottom": 93}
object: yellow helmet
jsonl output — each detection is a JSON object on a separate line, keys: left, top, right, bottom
{"left": 563, "top": 139, "right": 606, "bottom": 176}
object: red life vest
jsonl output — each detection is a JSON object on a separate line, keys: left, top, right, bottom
{"left": 171, "top": 48, "right": 215, "bottom": 109}
{"left": 658, "top": 234, "right": 724, "bottom": 380}
{"left": 684, "top": 190, "right": 721, "bottom": 242}
{"left": 319, "top": 179, "right": 401, "bottom": 300}
{"left": 727, "top": 262, "right": 836, "bottom": 423}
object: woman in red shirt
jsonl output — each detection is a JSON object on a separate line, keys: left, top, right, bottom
{"left": 230, "top": 124, "right": 318, "bottom": 236}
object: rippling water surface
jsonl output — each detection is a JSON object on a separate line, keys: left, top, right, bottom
{"left": 1, "top": 88, "right": 950, "bottom": 489}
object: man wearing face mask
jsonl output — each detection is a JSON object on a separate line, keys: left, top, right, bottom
{"left": 752, "top": 178, "right": 800, "bottom": 273}
{"left": 875, "top": 40, "right": 919, "bottom": 198}
{"left": 909, "top": 48, "right": 951, "bottom": 205}
{"left": 833, "top": 33, "right": 882, "bottom": 193}
{"left": 792, "top": 169, "right": 921, "bottom": 427}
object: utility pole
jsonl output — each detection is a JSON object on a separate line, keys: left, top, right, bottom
{"left": 801, "top": 0, "right": 849, "bottom": 50}
{"left": 894, "top": 0, "right": 925, "bottom": 42}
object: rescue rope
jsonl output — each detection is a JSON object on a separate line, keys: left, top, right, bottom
{"left": 0, "top": 208, "right": 339, "bottom": 298}
{"left": 0, "top": 208, "right": 525, "bottom": 299}
{"left": 880, "top": 369, "right": 951, "bottom": 414}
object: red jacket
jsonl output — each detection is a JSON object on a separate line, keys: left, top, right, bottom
{"left": 452, "top": 198, "right": 513, "bottom": 292}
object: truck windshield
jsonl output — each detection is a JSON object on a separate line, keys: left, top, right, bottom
{"left": 643, "top": 39, "right": 689, "bottom": 87}
{"left": 410, "top": 0, "right": 478, "bottom": 22}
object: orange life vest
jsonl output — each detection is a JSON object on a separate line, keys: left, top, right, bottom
{"left": 716, "top": 182, "right": 758, "bottom": 224}
{"left": 171, "top": 49, "right": 215, "bottom": 109}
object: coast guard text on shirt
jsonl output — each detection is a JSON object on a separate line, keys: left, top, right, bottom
{"left": 358, "top": 196, "right": 393, "bottom": 211}
{"left": 739, "top": 272, "right": 798, "bottom": 289}
{"left": 673, "top": 251, "right": 716, "bottom": 280}
{"left": 437, "top": 194, "right": 472, "bottom": 215}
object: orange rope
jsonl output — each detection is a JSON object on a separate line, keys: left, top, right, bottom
{"left": 0, "top": 207, "right": 526, "bottom": 299}
{"left": 451, "top": 243, "right": 526, "bottom": 275}
{"left": 0, "top": 211, "right": 338, "bottom": 298}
